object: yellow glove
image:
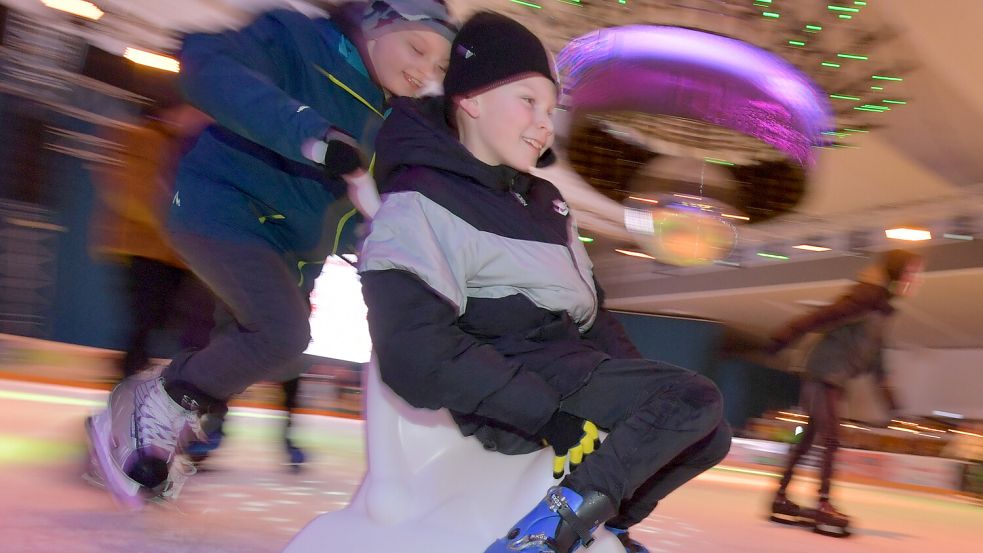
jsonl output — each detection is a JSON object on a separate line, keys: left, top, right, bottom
{"left": 549, "top": 421, "right": 600, "bottom": 479}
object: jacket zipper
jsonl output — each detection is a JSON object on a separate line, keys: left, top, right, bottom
{"left": 511, "top": 175, "right": 598, "bottom": 329}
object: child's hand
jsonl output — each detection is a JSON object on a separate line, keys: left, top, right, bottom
{"left": 344, "top": 171, "right": 381, "bottom": 219}
{"left": 323, "top": 129, "right": 366, "bottom": 179}
{"left": 538, "top": 412, "right": 601, "bottom": 479}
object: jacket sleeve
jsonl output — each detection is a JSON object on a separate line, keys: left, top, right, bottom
{"left": 583, "top": 278, "right": 643, "bottom": 359}
{"left": 770, "top": 282, "right": 883, "bottom": 350}
{"left": 179, "top": 9, "right": 333, "bottom": 165}
{"left": 359, "top": 190, "right": 560, "bottom": 435}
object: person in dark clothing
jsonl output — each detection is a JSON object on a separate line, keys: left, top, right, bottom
{"left": 86, "top": 1, "right": 456, "bottom": 509}
{"left": 357, "top": 12, "right": 730, "bottom": 553}
{"left": 89, "top": 102, "right": 214, "bottom": 380}
{"left": 767, "top": 249, "right": 924, "bottom": 534}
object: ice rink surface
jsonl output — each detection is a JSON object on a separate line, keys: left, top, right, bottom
{"left": 1, "top": 379, "right": 978, "bottom": 553}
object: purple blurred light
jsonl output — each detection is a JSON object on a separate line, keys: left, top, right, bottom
{"left": 557, "top": 26, "right": 833, "bottom": 166}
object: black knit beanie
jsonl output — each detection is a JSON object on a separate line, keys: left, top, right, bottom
{"left": 443, "top": 12, "right": 556, "bottom": 112}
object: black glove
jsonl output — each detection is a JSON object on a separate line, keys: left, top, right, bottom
{"left": 538, "top": 411, "right": 601, "bottom": 479}
{"left": 323, "top": 130, "right": 366, "bottom": 179}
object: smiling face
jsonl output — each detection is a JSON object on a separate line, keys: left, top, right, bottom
{"left": 454, "top": 75, "right": 557, "bottom": 171}
{"left": 367, "top": 28, "right": 451, "bottom": 98}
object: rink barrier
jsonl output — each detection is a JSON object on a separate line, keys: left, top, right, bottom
{"left": 0, "top": 333, "right": 971, "bottom": 496}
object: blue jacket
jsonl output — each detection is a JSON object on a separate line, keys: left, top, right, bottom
{"left": 171, "top": 8, "right": 386, "bottom": 263}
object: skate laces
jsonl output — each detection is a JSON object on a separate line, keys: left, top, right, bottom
{"left": 134, "top": 378, "right": 205, "bottom": 456}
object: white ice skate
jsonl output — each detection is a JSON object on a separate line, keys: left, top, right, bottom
{"left": 85, "top": 372, "right": 203, "bottom": 509}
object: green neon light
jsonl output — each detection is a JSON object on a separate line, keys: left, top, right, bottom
{"left": 578, "top": 236, "right": 594, "bottom": 243}
{"left": 870, "top": 86, "right": 884, "bottom": 90}
{"left": 788, "top": 40, "right": 806, "bottom": 46}
{"left": 872, "top": 75, "right": 903, "bottom": 81}
{"left": 843, "top": 128, "right": 869, "bottom": 133}
{"left": 821, "top": 62, "right": 841, "bottom": 68}
{"left": 805, "top": 24, "right": 823, "bottom": 31}
{"left": 508, "top": 0, "right": 542, "bottom": 8}
{"left": 554, "top": 0, "right": 582, "bottom": 5}
{"left": 705, "top": 158, "right": 736, "bottom": 166}
{"left": 829, "top": 94, "right": 861, "bottom": 101}
{"left": 882, "top": 99, "right": 907, "bottom": 105}
{"left": 839, "top": 14, "right": 853, "bottom": 19}
{"left": 854, "top": 106, "right": 886, "bottom": 112}
{"left": 828, "top": 5, "right": 860, "bottom": 12}
{"left": 0, "top": 389, "right": 103, "bottom": 408}
{"left": 762, "top": 11, "right": 780, "bottom": 18}
{"left": 854, "top": 1, "right": 867, "bottom": 5}
{"left": 837, "top": 53, "right": 868, "bottom": 60}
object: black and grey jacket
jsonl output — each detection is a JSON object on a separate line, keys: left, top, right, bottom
{"left": 358, "top": 97, "right": 641, "bottom": 454}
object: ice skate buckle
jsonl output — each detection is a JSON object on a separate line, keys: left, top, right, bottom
{"left": 508, "top": 533, "right": 550, "bottom": 551}
{"left": 547, "top": 489, "right": 596, "bottom": 547}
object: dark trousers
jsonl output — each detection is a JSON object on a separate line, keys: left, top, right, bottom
{"left": 778, "top": 379, "right": 843, "bottom": 499}
{"left": 120, "top": 256, "right": 214, "bottom": 379}
{"left": 161, "top": 230, "right": 317, "bottom": 402}
{"left": 560, "top": 359, "right": 731, "bottom": 528}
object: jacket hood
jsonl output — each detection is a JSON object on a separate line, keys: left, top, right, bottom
{"left": 374, "top": 95, "right": 555, "bottom": 195}
{"left": 326, "top": 2, "right": 378, "bottom": 83}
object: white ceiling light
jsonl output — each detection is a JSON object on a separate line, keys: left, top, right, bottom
{"left": 123, "top": 47, "right": 180, "bottom": 73}
{"left": 885, "top": 227, "right": 932, "bottom": 241}
{"left": 793, "top": 244, "right": 831, "bottom": 252}
{"left": 615, "top": 249, "right": 656, "bottom": 260}
{"left": 40, "top": 0, "right": 104, "bottom": 21}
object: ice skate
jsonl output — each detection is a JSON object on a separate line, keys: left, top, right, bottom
{"left": 284, "top": 436, "right": 306, "bottom": 473}
{"left": 605, "top": 526, "right": 650, "bottom": 553}
{"left": 768, "top": 491, "right": 808, "bottom": 526}
{"left": 85, "top": 372, "right": 203, "bottom": 509}
{"left": 484, "top": 486, "right": 616, "bottom": 553}
{"left": 186, "top": 413, "right": 225, "bottom": 468}
{"left": 811, "top": 500, "right": 851, "bottom": 537}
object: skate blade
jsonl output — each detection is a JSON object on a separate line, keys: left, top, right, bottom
{"left": 813, "top": 523, "right": 851, "bottom": 538}
{"left": 84, "top": 415, "right": 147, "bottom": 511}
{"left": 769, "top": 514, "right": 811, "bottom": 527}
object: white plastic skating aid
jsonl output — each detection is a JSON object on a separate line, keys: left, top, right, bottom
{"left": 281, "top": 360, "right": 625, "bottom": 553}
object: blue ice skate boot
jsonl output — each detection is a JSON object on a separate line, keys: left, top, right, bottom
{"left": 284, "top": 436, "right": 306, "bottom": 472}
{"left": 484, "top": 486, "right": 616, "bottom": 553}
{"left": 604, "top": 526, "right": 650, "bottom": 553}
{"left": 186, "top": 424, "right": 224, "bottom": 466}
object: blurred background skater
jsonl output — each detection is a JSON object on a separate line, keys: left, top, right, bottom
{"left": 766, "top": 249, "right": 924, "bottom": 536}
{"left": 88, "top": 99, "right": 213, "bottom": 382}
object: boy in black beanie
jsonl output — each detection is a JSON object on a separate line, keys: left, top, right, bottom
{"left": 358, "top": 12, "right": 730, "bottom": 553}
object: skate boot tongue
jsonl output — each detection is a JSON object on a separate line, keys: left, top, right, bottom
{"left": 135, "top": 378, "right": 204, "bottom": 460}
